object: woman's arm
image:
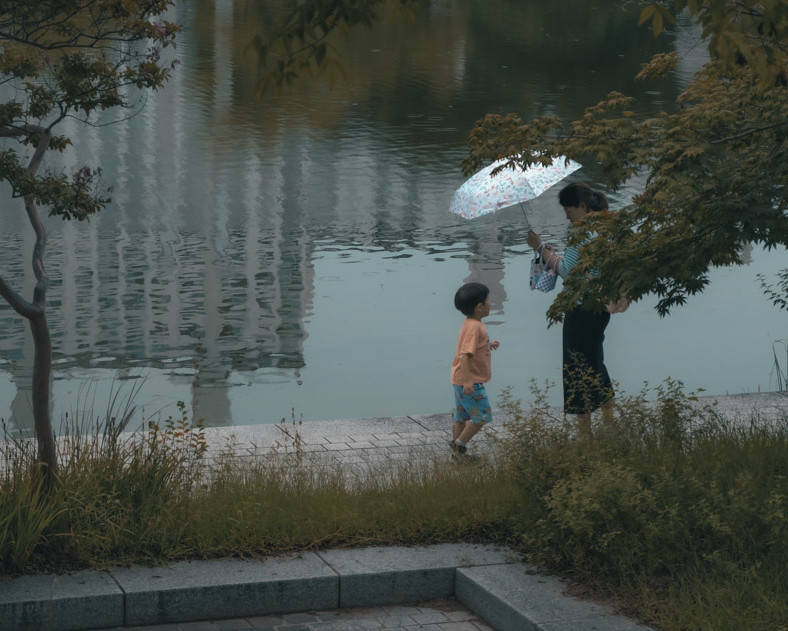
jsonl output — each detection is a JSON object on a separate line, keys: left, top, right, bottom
{"left": 556, "top": 244, "right": 579, "bottom": 279}
{"left": 527, "top": 230, "right": 565, "bottom": 275}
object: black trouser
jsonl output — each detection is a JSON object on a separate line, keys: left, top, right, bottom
{"left": 562, "top": 307, "right": 613, "bottom": 414}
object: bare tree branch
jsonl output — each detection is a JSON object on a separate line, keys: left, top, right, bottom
{"left": 0, "top": 274, "right": 37, "bottom": 318}
{"left": 710, "top": 121, "right": 788, "bottom": 144}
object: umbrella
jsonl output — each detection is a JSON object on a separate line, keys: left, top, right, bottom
{"left": 449, "top": 156, "right": 582, "bottom": 224}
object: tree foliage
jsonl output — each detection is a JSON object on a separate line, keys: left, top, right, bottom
{"left": 0, "top": 0, "right": 179, "bottom": 481}
{"left": 462, "top": 0, "right": 788, "bottom": 322}
{"left": 0, "top": 0, "right": 179, "bottom": 220}
{"left": 247, "top": 0, "right": 417, "bottom": 94}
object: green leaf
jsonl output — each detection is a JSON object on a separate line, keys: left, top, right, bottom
{"left": 652, "top": 11, "right": 664, "bottom": 37}
{"left": 638, "top": 4, "right": 657, "bottom": 26}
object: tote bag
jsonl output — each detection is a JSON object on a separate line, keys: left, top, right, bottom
{"left": 530, "top": 252, "right": 557, "bottom": 292}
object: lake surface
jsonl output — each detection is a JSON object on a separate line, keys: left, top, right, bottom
{"left": 1, "top": 1, "right": 785, "bottom": 434}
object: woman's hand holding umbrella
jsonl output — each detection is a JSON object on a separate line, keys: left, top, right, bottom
{"left": 526, "top": 229, "right": 542, "bottom": 251}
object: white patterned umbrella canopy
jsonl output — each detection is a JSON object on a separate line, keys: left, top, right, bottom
{"left": 449, "top": 156, "right": 582, "bottom": 220}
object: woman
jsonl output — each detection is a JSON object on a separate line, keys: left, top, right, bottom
{"left": 526, "top": 181, "right": 614, "bottom": 435}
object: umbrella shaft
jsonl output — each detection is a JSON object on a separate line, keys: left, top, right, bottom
{"left": 519, "top": 203, "right": 531, "bottom": 230}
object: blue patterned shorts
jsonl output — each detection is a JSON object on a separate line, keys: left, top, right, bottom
{"left": 452, "top": 383, "right": 492, "bottom": 425}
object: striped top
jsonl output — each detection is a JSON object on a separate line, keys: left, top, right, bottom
{"left": 557, "top": 232, "right": 597, "bottom": 280}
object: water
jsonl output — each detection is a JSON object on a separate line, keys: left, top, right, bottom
{"left": 1, "top": 1, "right": 785, "bottom": 433}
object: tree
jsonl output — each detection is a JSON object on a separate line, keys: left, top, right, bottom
{"left": 461, "top": 0, "right": 788, "bottom": 323}
{"left": 0, "top": 0, "right": 179, "bottom": 483}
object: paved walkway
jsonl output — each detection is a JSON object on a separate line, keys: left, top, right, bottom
{"left": 197, "top": 411, "right": 502, "bottom": 475}
{"left": 90, "top": 600, "right": 494, "bottom": 631}
{"left": 196, "top": 391, "right": 787, "bottom": 476}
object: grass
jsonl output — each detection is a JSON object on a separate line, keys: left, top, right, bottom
{"left": 1, "top": 382, "right": 787, "bottom": 631}
{"left": 771, "top": 338, "right": 788, "bottom": 390}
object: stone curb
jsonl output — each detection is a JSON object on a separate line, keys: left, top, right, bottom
{"left": 457, "top": 564, "right": 651, "bottom": 631}
{"left": 0, "top": 544, "right": 654, "bottom": 631}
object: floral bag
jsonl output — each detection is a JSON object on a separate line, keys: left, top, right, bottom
{"left": 530, "top": 250, "right": 557, "bottom": 292}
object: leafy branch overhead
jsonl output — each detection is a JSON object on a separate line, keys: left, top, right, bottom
{"left": 248, "top": 0, "right": 417, "bottom": 94}
{"left": 463, "top": 0, "right": 788, "bottom": 322}
{"left": 0, "top": 0, "right": 180, "bottom": 221}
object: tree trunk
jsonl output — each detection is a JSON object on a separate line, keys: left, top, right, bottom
{"left": 25, "top": 135, "right": 58, "bottom": 485}
{"left": 0, "top": 129, "right": 58, "bottom": 485}
{"left": 30, "top": 313, "right": 56, "bottom": 483}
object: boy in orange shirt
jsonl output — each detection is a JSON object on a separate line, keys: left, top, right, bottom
{"left": 450, "top": 282, "right": 500, "bottom": 456}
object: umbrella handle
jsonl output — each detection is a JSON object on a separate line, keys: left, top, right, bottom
{"left": 519, "top": 202, "right": 532, "bottom": 231}
{"left": 520, "top": 203, "right": 543, "bottom": 255}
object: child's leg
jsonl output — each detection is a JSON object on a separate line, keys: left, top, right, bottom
{"left": 456, "top": 383, "right": 492, "bottom": 446}
{"left": 452, "top": 384, "right": 469, "bottom": 441}
{"left": 458, "top": 419, "right": 484, "bottom": 444}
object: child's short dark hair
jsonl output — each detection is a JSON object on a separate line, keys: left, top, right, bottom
{"left": 454, "top": 282, "right": 489, "bottom": 316}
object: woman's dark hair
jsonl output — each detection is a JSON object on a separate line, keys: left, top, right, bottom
{"left": 454, "top": 282, "right": 489, "bottom": 316}
{"left": 558, "top": 182, "right": 608, "bottom": 212}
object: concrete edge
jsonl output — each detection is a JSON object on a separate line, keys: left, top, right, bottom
{"left": 455, "top": 566, "right": 538, "bottom": 631}
{"left": 317, "top": 543, "right": 513, "bottom": 608}
{"left": 109, "top": 554, "right": 339, "bottom": 626}
{"left": 1, "top": 544, "right": 653, "bottom": 631}
{"left": 0, "top": 570, "right": 124, "bottom": 631}
{"left": 456, "top": 565, "right": 654, "bottom": 631}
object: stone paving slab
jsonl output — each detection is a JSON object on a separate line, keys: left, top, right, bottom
{"left": 456, "top": 564, "right": 652, "bottom": 631}
{"left": 193, "top": 416, "right": 497, "bottom": 479}
{"left": 191, "top": 391, "right": 787, "bottom": 473}
{"left": 89, "top": 601, "right": 496, "bottom": 631}
{"left": 692, "top": 391, "right": 788, "bottom": 423}
{"left": 317, "top": 544, "right": 512, "bottom": 608}
{"left": 194, "top": 415, "right": 476, "bottom": 474}
{"left": 109, "top": 555, "right": 338, "bottom": 626}
{"left": 0, "top": 570, "right": 124, "bottom": 631}
{"left": 2, "top": 545, "right": 654, "bottom": 631}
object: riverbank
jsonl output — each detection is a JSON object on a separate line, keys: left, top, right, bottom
{"left": 2, "top": 390, "right": 786, "bottom": 631}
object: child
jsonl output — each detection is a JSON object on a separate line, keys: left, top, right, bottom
{"left": 450, "top": 282, "right": 500, "bottom": 455}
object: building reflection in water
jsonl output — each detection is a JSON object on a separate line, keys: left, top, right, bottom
{"left": 0, "top": 0, "right": 711, "bottom": 433}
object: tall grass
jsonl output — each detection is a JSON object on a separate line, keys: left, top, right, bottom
{"left": 771, "top": 339, "right": 788, "bottom": 390}
{"left": 0, "top": 402, "right": 520, "bottom": 573}
{"left": 1, "top": 380, "right": 786, "bottom": 630}
{"left": 0, "top": 435, "right": 66, "bottom": 571}
{"left": 186, "top": 455, "right": 521, "bottom": 556}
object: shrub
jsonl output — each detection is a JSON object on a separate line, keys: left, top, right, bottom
{"left": 497, "top": 380, "right": 788, "bottom": 628}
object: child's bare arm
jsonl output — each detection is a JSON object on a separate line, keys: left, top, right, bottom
{"left": 490, "top": 340, "right": 500, "bottom": 350}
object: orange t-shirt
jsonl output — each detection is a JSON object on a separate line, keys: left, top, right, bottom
{"left": 450, "top": 318, "right": 492, "bottom": 385}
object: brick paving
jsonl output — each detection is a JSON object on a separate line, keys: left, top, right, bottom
{"left": 194, "top": 392, "right": 788, "bottom": 477}
{"left": 197, "top": 413, "right": 505, "bottom": 478}
{"left": 91, "top": 600, "right": 494, "bottom": 631}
